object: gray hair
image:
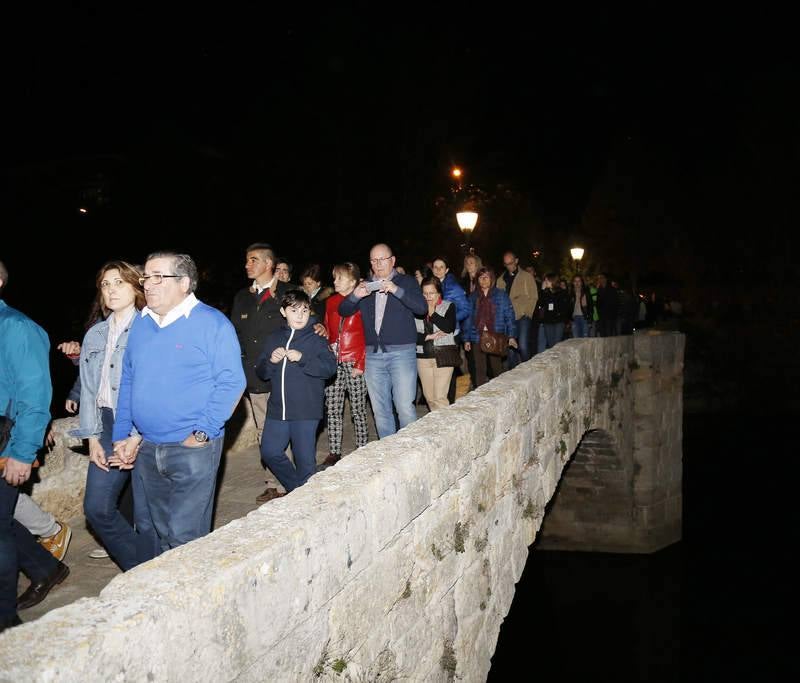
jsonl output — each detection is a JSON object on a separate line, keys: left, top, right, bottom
{"left": 145, "top": 251, "right": 199, "bottom": 293}
{"left": 0, "top": 260, "right": 7, "bottom": 294}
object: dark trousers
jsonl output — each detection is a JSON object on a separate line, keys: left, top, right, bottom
{"left": 1, "top": 478, "right": 59, "bottom": 622}
{"left": 261, "top": 419, "right": 319, "bottom": 492}
{"left": 473, "top": 349, "right": 503, "bottom": 387}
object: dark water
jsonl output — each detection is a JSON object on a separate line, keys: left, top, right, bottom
{"left": 488, "top": 412, "right": 794, "bottom": 681}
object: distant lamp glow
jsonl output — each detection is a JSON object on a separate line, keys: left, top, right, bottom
{"left": 451, "top": 167, "right": 462, "bottom": 179}
{"left": 456, "top": 211, "right": 478, "bottom": 235}
{"left": 570, "top": 247, "right": 584, "bottom": 261}
{"left": 78, "top": 207, "right": 88, "bottom": 214}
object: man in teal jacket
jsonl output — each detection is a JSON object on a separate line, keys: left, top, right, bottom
{"left": 0, "top": 261, "right": 69, "bottom": 633}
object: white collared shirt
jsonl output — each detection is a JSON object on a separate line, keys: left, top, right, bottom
{"left": 141, "top": 293, "right": 200, "bottom": 328}
{"left": 253, "top": 275, "right": 277, "bottom": 295}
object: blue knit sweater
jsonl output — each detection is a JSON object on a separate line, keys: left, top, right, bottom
{"left": 112, "top": 302, "right": 245, "bottom": 444}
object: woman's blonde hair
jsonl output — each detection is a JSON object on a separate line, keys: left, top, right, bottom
{"left": 461, "top": 254, "right": 484, "bottom": 279}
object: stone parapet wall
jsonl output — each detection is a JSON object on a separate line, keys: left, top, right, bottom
{"left": 0, "top": 333, "right": 684, "bottom": 682}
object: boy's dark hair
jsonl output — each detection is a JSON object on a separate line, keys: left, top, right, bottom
{"left": 281, "top": 290, "right": 311, "bottom": 309}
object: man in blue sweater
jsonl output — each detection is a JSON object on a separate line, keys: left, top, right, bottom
{"left": 339, "top": 243, "right": 426, "bottom": 439}
{"left": 1, "top": 261, "right": 68, "bottom": 632}
{"left": 111, "top": 252, "right": 245, "bottom": 556}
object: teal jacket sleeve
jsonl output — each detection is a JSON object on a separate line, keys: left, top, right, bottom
{"left": 2, "top": 317, "right": 52, "bottom": 464}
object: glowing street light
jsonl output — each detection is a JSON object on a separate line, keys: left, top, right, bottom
{"left": 451, "top": 166, "right": 463, "bottom": 191}
{"left": 78, "top": 207, "right": 88, "bottom": 214}
{"left": 570, "top": 246, "right": 584, "bottom": 274}
{"left": 456, "top": 211, "right": 478, "bottom": 235}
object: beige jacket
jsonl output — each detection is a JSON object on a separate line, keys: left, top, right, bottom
{"left": 496, "top": 268, "right": 538, "bottom": 319}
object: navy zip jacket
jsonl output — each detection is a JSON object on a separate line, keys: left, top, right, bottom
{"left": 338, "top": 272, "right": 426, "bottom": 352}
{"left": 256, "top": 321, "right": 337, "bottom": 421}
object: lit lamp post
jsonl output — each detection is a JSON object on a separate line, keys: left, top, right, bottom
{"left": 451, "top": 166, "right": 463, "bottom": 189}
{"left": 457, "top": 210, "right": 478, "bottom": 254}
{"left": 570, "top": 247, "right": 584, "bottom": 275}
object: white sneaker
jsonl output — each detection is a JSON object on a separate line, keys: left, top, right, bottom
{"left": 88, "top": 547, "right": 109, "bottom": 559}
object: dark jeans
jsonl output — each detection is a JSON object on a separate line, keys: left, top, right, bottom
{"left": 537, "top": 322, "right": 565, "bottom": 353}
{"left": 1, "top": 478, "right": 58, "bottom": 622}
{"left": 134, "top": 436, "right": 224, "bottom": 555}
{"left": 508, "top": 316, "right": 532, "bottom": 369}
{"left": 261, "top": 419, "right": 319, "bottom": 492}
{"left": 83, "top": 407, "right": 152, "bottom": 571}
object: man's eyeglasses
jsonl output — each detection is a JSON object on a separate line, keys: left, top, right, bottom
{"left": 138, "top": 274, "right": 183, "bottom": 286}
{"left": 369, "top": 256, "right": 393, "bottom": 264}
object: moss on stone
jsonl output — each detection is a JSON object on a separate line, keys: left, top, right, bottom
{"left": 431, "top": 543, "right": 444, "bottom": 561}
{"left": 440, "top": 641, "right": 457, "bottom": 675}
{"left": 331, "top": 659, "right": 347, "bottom": 674}
{"left": 559, "top": 410, "right": 573, "bottom": 434}
{"left": 454, "top": 521, "right": 468, "bottom": 553}
{"left": 474, "top": 530, "right": 489, "bottom": 552}
{"left": 523, "top": 498, "right": 536, "bottom": 519}
{"left": 401, "top": 580, "right": 411, "bottom": 599}
{"left": 480, "top": 601, "right": 487, "bottom": 611}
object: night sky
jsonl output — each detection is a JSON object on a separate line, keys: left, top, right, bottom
{"left": 2, "top": 6, "right": 797, "bottom": 387}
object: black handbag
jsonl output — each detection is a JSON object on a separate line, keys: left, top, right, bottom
{"left": 434, "top": 344, "right": 462, "bottom": 368}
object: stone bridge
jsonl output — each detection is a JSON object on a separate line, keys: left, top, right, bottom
{"left": 0, "top": 332, "right": 684, "bottom": 682}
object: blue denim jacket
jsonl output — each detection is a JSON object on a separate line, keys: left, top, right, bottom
{"left": 70, "top": 313, "right": 137, "bottom": 439}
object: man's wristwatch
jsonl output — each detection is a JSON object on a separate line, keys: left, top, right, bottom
{"left": 192, "top": 430, "right": 209, "bottom": 443}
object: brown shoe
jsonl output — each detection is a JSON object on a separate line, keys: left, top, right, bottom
{"left": 256, "top": 487, "right": 286, "bottom": 504}
{"left": 321, "top": 453, "right": 341, "bottom": 468}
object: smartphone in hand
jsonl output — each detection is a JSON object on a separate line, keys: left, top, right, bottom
{"left": 364, "top": 280, "right": 384, "bottom": 292}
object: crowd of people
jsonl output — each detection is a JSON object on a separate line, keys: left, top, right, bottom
{"left": 0, "top": 244, "right": 668, "bottom": 633}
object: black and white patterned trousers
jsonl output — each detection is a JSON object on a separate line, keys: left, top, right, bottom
{"left": 325, "top": 361, "right": 369, "bottom": 456}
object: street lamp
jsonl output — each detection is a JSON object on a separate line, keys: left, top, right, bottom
{"left": 570, "top": 247, "right": 584, "bottom": 275}
{"left": 457, "top": 210, "right": 478, "bottom": 254}
{"left": 451, "top": 166, "right": 463, "bottom": 189}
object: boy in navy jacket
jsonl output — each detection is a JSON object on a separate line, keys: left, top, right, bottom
{"left": 256, "top": 291, "right": 337, "bottom": 494}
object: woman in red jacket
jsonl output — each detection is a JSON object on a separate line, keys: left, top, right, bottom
{"left": 321, "top": 262, "right": 368, "bottom": 467}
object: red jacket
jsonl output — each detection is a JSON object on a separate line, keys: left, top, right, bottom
{"left": 325, "top": 293, "right": 366, "bottom": 373}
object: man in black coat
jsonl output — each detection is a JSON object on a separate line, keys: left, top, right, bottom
{"left": 230, "top": 245, "right": 288, "bottom": 451}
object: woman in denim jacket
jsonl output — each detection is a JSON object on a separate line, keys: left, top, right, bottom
{"left": 70, "top": 261, "right": 155, "bottom": 570}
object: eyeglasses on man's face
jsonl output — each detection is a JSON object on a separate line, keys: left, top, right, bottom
{"left": 138, "top": 274, "right": 183, "bottom": 286}
{"left": 369, "top": 256, "right": 393, "bottom": 265}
